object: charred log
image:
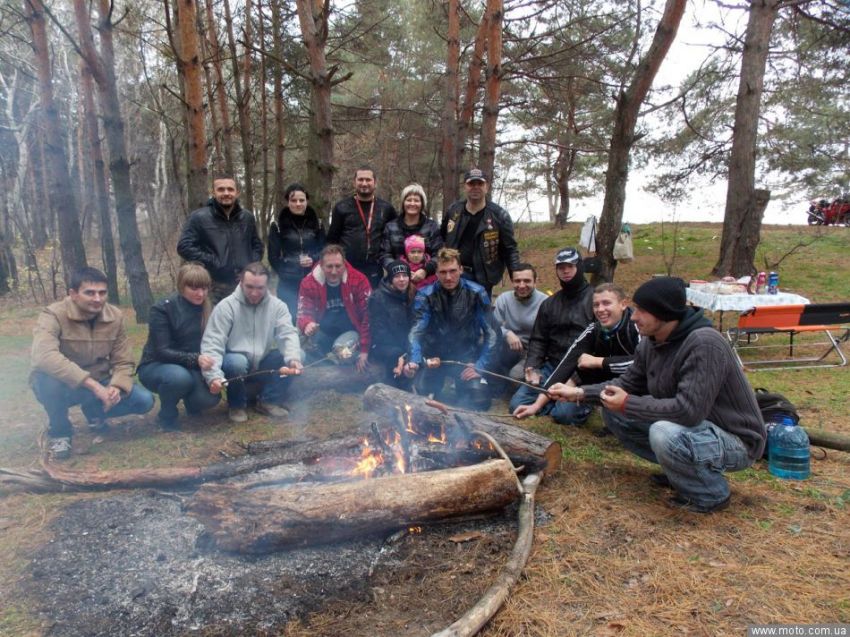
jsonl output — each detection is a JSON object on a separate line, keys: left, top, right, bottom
{"left": 187, "top": 459, "right": 520, "bottom": 553}
{"left": 362, "top": 384, "right": 561, "bottom": 475}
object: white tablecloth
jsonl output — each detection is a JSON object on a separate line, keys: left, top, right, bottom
{"left": 686, "top": 289, "right": 810, "bottom": 312}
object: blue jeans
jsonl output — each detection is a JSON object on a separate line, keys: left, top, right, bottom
{"left": 508, "top": 363, "right": 592, "bottom": 425}
{"left": 221, "top": 350, "right": 290, "bottom": 408}
{"left": 138, "top": 362, "right": 220, "bottom": 422}
{"left": 31, "top": 371, "right": 155, "bottom": 438}
{"left": 420, "top": 365, "right": 491, "bottom": 411}
{"left": 603, "top": 410, "right": 753, "bottom": 508}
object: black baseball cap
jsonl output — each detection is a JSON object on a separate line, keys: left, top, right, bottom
{"left": 464, "top": 168, "right": 488, "bottom": 183}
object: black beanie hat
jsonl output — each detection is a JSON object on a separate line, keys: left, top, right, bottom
{"left": 632, "top": 277, "right": 688, "bottom": 321}
{"left": 385, "top": 260, "right": 411, "bottom": 283}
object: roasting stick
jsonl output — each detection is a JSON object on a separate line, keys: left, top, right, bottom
{"left": 221, "top": 355, "right": 340, "bottom": 386}
{"left": 435, "top": 359, "right": 552, "bottom": 395}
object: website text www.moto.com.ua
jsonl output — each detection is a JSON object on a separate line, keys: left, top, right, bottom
{"left": 748, "top": 625, "right": 849, "bottom": 637}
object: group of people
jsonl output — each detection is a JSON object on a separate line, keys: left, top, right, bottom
{"left": 29, "top": 165, "right": 766, "bottom": 514}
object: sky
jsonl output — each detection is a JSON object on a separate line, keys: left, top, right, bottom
{"left": 515, "top": 1, "right": 810, "bottom": 226}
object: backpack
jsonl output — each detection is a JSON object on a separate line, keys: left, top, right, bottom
{"left": 754, "top": 388, "right": 799, "bottom": 425}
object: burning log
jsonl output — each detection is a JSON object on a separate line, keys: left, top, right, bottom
{"left": 362, "top": 384, "right": 561, "bottom": 475}
{"left": 186, "top": 459, "right": 520, "bottom": 553}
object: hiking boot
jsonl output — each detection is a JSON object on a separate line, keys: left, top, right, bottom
{"left": 48, "top": 437, "right": 72, "bottom": 460}
{"left": 650, "top": 472, "right": 672, "bottom": 488}
{"left": 253, "top": 401, "right": 289, "bottom": 419}
{"left": 228, "top": 408, "right": 248, "bottom": 423}
{"left": 667, "top": 493, "right": 731, "bottom": 514}
{"left": 87, "top": 419, "right": 108, "bottom": 433}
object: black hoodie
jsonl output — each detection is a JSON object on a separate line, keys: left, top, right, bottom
{"left": 525, "top": 266, "right": 594, "bottom": 370}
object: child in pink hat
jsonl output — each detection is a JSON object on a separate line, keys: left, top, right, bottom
{"left": 402, "top": 234, "right": 436, "bottom": 289}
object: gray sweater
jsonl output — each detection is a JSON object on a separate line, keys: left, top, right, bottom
{"left": 201, "top": 285, "right": 301, "bottom": 383}
{"left": 582, "top": 308, "right": 766, "bottom": 460}
{"left": 493, "top": 289, "right": 548, "bottom": 346}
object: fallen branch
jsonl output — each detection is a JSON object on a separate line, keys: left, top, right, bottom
{"left": 431, "top": 472, "right": 542, "bottom": 637}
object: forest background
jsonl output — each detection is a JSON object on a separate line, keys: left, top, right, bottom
{"left": 0, "top": 0, "right": 848, "bottom": 321}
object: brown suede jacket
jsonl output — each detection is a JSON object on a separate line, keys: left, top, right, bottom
{"left": 30, "top": 297, "right": 135, "bottom": 393}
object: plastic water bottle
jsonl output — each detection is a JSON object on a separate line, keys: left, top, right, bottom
{"left": 767, "top": 415, "right": 810, "bottom": 480}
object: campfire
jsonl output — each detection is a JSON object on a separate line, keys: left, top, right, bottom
{"left": 186, "top": 384, "right": 559, "bottom": 555}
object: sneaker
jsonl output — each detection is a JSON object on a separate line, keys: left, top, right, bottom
{"left": 667, "top": 493, "right": 731, "bottom": 514}
{"left": 48, "top": 437, "right": 72, "bottom": 460}
{"left": 253, "top": 401, "right": 289, "bottom": 419}
{"left": 88, "top": 419, "right": 108, "bottom": 433}
{"left": 228, "top": 408, "right": 248, "bottom": 423}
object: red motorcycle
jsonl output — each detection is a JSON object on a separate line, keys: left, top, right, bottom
{"left": 807, "top": 196, "right": 850, "bottom": 226}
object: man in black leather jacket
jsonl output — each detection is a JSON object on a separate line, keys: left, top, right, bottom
{"left": 177, "top": 176, "right": 264, "bottom": 303}
{"left": 441, "top": 168, "right": 521, "bottom": 296}
{"left": 327, "top": 166, "right": 397, "bottom": 288}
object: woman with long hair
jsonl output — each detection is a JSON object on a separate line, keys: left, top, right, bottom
{"left": 379, "top": 183, "right": 442, "bottom": 285}
{"left": 268, "top": 183, "right": 326, "bottom": 321}
{"left": 138, "top": 262, "right": 220, "bottom": 429}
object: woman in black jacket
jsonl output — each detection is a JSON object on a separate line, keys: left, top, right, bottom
{"left": 379, "top": 183, "right": 443, "bottom": 284}
{"left": 138, "top": 263, "right": 220, "bottom": 429}
{"left": 368, "top": 260, "right": 415, "bottom": 387}
{"left": 268, "top": 183, "right": 326, "bottom": 320}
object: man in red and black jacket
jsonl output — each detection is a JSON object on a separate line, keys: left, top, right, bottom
{"left": 297, "top": 244, "right": 372, "bottom": 372}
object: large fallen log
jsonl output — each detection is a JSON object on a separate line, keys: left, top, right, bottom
{"left": 362, "top": 383, "right": 562, "bottom": 475}
{"left": 187, "top": 459, "right": 520, "bottom": 553}
{"left": 286, "top": 363, "right": 384, "bottom": 397}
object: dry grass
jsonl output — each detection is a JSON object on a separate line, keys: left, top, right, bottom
{"left": 1, "top": 221, "right": 849, "bottom": 636}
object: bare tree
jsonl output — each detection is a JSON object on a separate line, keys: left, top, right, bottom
{"left": 478, "top": 0, "right": 504, "bottom": 182}
{"left": 594, "top": 0, "right": 687, "bottom": 283}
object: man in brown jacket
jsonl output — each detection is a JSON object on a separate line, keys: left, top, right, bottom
{"left": 30, "top": 267, "right": 154, "bottom": 459}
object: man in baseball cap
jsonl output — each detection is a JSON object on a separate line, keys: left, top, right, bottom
{"left": 548, "top": 276, "right": 766, "bottom": 513}
{"left": 509, "top": 246, "right": 594, "bottom": 419}
{"left": 440, "top": 167, "right": 520, "bottom": 296}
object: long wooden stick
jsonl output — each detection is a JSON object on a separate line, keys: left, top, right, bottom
{"left": 439, "top": 360, "right": 550, "bottom": 394}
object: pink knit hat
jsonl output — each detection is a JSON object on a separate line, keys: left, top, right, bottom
{"left": 404, "top": 234, "right": 426, "bottom": 253}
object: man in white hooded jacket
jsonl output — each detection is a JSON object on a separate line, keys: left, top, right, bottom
{"left": 202, "top": 262, "right": 303, "bottom": 422}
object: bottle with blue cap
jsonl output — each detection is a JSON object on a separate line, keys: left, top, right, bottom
{"left": 767, "top": 414, "right": 810, "bottom": 480}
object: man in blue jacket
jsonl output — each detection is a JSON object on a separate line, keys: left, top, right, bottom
{"left": 403, "top": 248, "right": 498, "bottom": 411}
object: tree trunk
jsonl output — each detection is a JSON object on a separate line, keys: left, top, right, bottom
{"left": 257, "top": 0, "right": 271, "bottom": 235}
{"left": 456, "top": 13, "right": 489, "bottom": 181}
{"left": 223, "top": 0, "right": 254, "bottom": 211}
{"left": 294, "top": 0, "right": 335, "bottom": 218}
{"left": 478, "top": 0, "right": 503, "bottom": 183}
{"left": 80, "top": 62, "right": 119, "bottom": 303}
{"left": 175, "top": 0, "right": 209, "bottom": 211}
{"left": 204, "top": 0, "right": 234, "bottom": 176}
{"left": 25, "top": 0, "right": 88, "bottom": 284}
{"left": 73, "top": 0, "right": 154, "bottom": 320}
{"left": 187, "top": 459, "right": 519, "bottom": 553}
{"left": 594, "top": 0, "right": 686, "bottom": 284}
{"left": 440, "top": 0, "right": 460, "bottom": 213}
{"left": 270, "top": 0, "right": 286, "bottom": 212}
{"left": 713, "top": 0, "right": 780, "bottom": 278}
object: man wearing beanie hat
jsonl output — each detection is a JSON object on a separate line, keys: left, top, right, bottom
{"left": 549, "top": 276, "right": 766, "bottom": 513}
{"left": 509, "top": 246, "right": 594, "bottom": 417}
{"left": 368, "top": 260, "right": 415, "bottom": 387}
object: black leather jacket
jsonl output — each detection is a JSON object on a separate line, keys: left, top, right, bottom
{"left": 379, "top": 215, "right": 443, "bottom": 274}
{"left": 327, "top": 196, "right": 397, "bottom": 271}
{"left": 268, "top": 206, "right": 326, "bottom": 281}
{"left": 440, "top": 200, "right": 521, "bottom": 289}
{"left": 176, "top": 198, "right": 263, "bottom": 284}
{"left": 368, "top": 281, "right": 414, "bottom": 364}
{"left": 138, "top": 294, "right": 206, "bottom": 369}
{"left": 526, "top": 281, "right": 595, "bottom": 370}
